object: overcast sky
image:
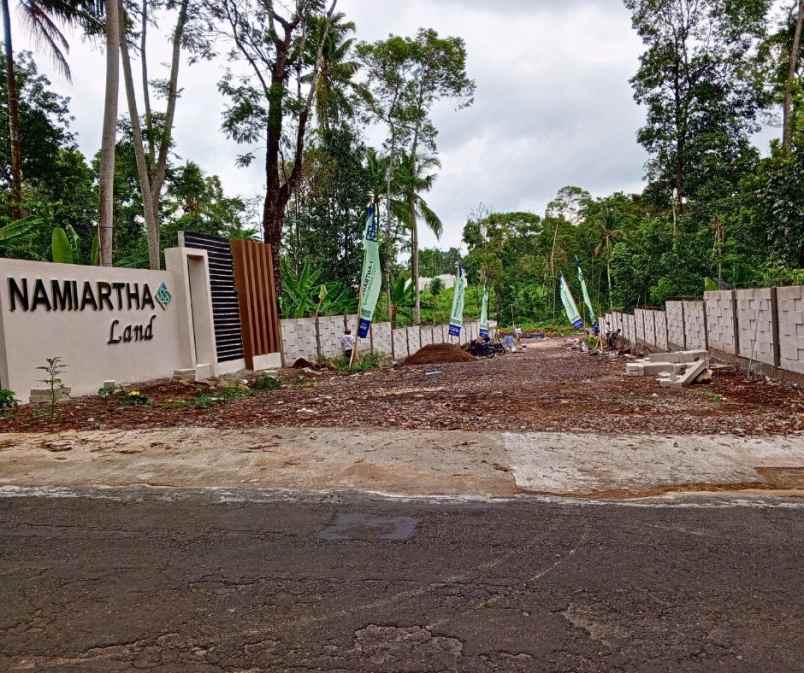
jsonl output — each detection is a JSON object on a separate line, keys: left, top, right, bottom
{"left": 15, "top": 1, "right": 657, "bottom": 250}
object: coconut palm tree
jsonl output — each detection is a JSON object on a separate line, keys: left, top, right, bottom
{"left": 592, "top": 206, "right": 621, "bottom": 310}
{"left": 303, "top": 12, "right": 365, "bottom": 132}
{"left": 2, "top": 0, "right": 96, "bottom": 219}
{"left": 392, "top": 152, "right": 443, "bottom": 324}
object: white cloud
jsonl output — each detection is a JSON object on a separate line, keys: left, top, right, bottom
{"left": 11, "top": 0, "right": 651, "bottom": 251}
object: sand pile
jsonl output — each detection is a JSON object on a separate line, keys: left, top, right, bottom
{"left": 403, "top": 343, "right": 475, "bottom": 366}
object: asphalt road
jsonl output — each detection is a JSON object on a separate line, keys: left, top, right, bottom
{"left": 1, "top": 489, "right": 803, "bottom": 672}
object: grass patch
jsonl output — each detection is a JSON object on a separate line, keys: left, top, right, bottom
{"left": 252, "top": 373, "right": 281, "bottom": 391}
{"left": 192, "top": 386, "right": 254, "bottom": 409}
{"left": 330, "top": 352, "right": 384, "bottom": 372}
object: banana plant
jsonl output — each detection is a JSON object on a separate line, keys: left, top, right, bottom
{"left": 51, "top": 225, "right": 80, "bottom": 264}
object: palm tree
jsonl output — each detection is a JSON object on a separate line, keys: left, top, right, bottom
{"left": 592, "top": 207, "right": 621, "bottom": 310}
{"left": 303, "top": 12, "right": 365, "bottom": 131}
{"left": 2, "top": 0, "right": 94, "bottom": 220}
{"left": 98, "top": 0, "right": 119, "bottom": 266}
{"left": 392, "top": 152, "right": 443, "bottom": 324}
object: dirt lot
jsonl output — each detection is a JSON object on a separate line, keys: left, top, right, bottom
{"left": 2, "top": 338, "right": 803, "bottom": 435}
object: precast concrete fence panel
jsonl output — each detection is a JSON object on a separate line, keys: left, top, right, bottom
{"left": 736, "top": 289, "right": 777, "bottom": 366}
{"left": 778, "top": 286, "right": 804, "bottom": 375}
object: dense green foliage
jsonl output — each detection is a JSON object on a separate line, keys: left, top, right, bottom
{"left": 1, "top": 0, "right": 802, "bottom": 329}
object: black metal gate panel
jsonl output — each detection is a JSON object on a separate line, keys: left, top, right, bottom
{"left": 179, "top": 232, "right": 244, "bottom": 363}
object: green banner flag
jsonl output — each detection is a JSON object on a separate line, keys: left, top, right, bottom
{"left": 479, "top": 284, "right": 489, "bottom": 337}
{"left": 560, "top": 274, "right": 583, "bottom": 329}
{"left": 576, "top": 260, "right": 596, "bottom": 324}
{"left": 357, "top": 205, "right": 382, "bottom": 338}
{"left": 449, "top": 268, "right": 467, "bottom": 337}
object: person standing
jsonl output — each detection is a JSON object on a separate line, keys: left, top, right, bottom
{"left": 341, "top": 328, "right": 354, "bottom": 362}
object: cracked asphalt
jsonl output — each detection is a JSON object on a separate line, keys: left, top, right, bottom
{"left": 1, "top": 490, "right": 803, "bottom": 672}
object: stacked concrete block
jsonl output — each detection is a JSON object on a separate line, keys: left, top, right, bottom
{"left": 704, "top": 290, "right": 737, "bottom": 355}
{"left": 317, "top": 315, "right": 345, "bottom": 360}
{"left": 666, "top": 301, "right": 685, "bottom": 350}
{"left": 372, "top": 322, "right": 393, "bottom": 357}
{"left": 406, "top": 326, "right": 421, "bottom": 353}
{"left": 683, "top": 300, "right": 707, "bottom": 351}
{"left": 392, "top": 327, "right": 409, "bottom": 360}
{"left": 638, "top": 310, "right": 648, "bottom": 344}
{"left": 654, "top": 311, "right": 668, "bottom": 351}
{"left": 623, "top": 313, "right": 635, "bottom": 344}
{"left": 281, "top": 317, "right": 318, "bottom": 365}
{"left": 778, "top": 285, "right": 804, "bottom": 375}
{"left": 737, "top": 289, "right": 776, "bottom": 366}
{"left": 644, "top": 310, "right": 658, "bottom": 347}
{"left": 420, "top": 325, "right": 433, "bottom": 348}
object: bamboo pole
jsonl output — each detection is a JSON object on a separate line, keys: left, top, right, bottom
{"left": 350, "top": 284, "right": 363, "bottom": 368}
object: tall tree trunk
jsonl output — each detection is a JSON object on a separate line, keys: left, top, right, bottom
{"left": 98, "top": 0, "right": 121, "bottom": 267}
{"left": 259, "top": 0, "right": 336, "bottom": 295}
{"left": 411, "top": 196, "right": 420, "bottom": 324}
{"left": 120, "top": 8, "right": 160, "bottom": 269}
{"left": 149, "top": 0, "right": 189, "bottom": 226}
{"left": 2, "top": 0, "right": 22, "bottom": 221}
{"left": 783, "top": 0, "right": 804, "bottom": 152}
{"left": 140, "top": 0, "right": 153, "bottom": 163}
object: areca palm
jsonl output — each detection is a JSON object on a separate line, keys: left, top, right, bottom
{"left": 2, "top": 0, "right": 95, "bottom": 219}
{"left": 392, "top": 152, "right": 443, "bottom": 323}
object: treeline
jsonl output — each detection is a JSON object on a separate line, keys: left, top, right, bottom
{"left": 1, "top": 0, "right": 802, "bottom": 328}
{"left": 463, "top": 0, "right": 804, "bottom": 325}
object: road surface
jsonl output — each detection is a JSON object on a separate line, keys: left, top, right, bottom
{"left": 1, "top": 488, "right": 803, "bottom": 672}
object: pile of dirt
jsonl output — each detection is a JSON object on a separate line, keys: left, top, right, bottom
{"left": 403, "top": 343, "right": 475, "bottom": 366}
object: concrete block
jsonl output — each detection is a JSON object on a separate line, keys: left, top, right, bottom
{"left": 645, "top": 350, "right": 707, "bottom": 363}
{"left": 173, "top": 368, "right": 196, "bottom": 381}
{"left": 252, "top": 353, "right": 281, "bottom": 371}
{"left": 659, "top": 359, "right": 708, "bottom": 388}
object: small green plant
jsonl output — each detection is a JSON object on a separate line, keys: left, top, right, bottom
{"left": 0, "top": 388, "right": 18, "bottom": 411}
{"left": 120, "top": 390, "right": 150, "bottom": 405}
{"left": 192, "top": 385, "right": 253, "bottom": 409}
{"left": 333, "top": 352, "right": 384, "bottom": 372}
{"left": 36, "top": 357, "right": 68, "bottom": 419}
{"left": 252, "top": 373, "right": 281, "bottom": 391}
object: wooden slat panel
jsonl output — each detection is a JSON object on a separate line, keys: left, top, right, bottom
{"left": 231, "top": 239, "right": 281, "bottom": 369}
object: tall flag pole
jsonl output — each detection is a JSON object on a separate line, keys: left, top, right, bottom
{"left": 351, "top": 205, "right": 382, "bottom": 364}
{"left": 479, "top": 283, "right": 489, "bottom": 338}
{"left": 575, "top": 258, "right": 596, "bottom": 325}
{"left": 449, "top": 266, "right": 467, "bottom": 339}
{"left": 559, "top": 274, "right": 583, "bottom": 329}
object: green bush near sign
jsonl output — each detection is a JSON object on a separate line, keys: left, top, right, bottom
{"left": 0, "top": 389, "right": 18, "bottom": 410}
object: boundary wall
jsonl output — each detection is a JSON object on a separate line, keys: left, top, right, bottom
{"left": 602, "top": 286, "right": 804, "bottom": 377}
{"left": 279, "top": 318, "right": 494, "bottom": 365}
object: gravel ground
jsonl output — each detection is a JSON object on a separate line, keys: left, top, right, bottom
{"left": 2, "top": 338, "right": 803, "bottom": 435}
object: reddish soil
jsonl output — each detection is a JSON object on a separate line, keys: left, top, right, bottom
{"left": 403, "top": 343, "right": 475, "bottom": 365}
{"left": 1, "top": 338, "right": 803, "bottom": 435}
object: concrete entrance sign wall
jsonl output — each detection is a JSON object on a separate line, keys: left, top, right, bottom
{"left": 0, "top": 247, "right": 219, "bottom": 401}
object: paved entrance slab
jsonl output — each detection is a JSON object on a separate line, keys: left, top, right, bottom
{"left": 2, "top": 428, "right": 804, "bottom": 499}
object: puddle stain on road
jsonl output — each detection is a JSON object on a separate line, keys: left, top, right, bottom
{"left": 319, "top": 512, "right": 417, "bottom": 542}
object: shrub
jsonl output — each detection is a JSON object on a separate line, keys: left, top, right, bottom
{"left": 0, "top": 389, "right": 18, "bottom": 410}
{"left": 252, "top": 374, "right": 281, "bottom": 391}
